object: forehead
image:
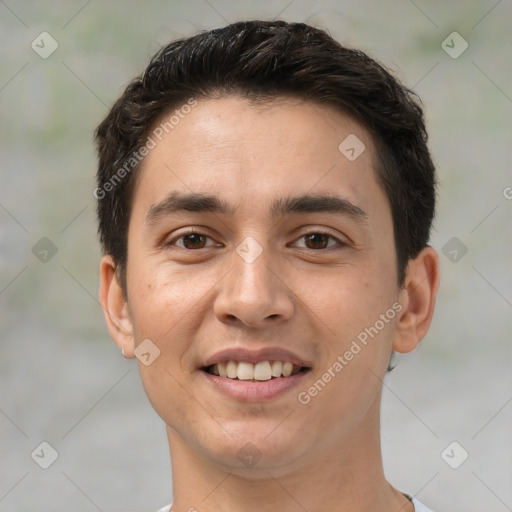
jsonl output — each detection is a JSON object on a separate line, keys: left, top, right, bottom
{"left": 130, "top": 95, "right": 389, "bottom": 225}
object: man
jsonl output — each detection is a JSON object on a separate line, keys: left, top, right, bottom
{"left": 95, "top": 20, "right": 440, "bottom": 512}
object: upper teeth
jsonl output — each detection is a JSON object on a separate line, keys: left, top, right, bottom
{"left": 210, "top": 361, "right": 302, "bottom": 380}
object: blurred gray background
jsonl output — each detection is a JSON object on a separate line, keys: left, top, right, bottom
{"left": 1, "top": 1, "right": 511, "bottom": 511}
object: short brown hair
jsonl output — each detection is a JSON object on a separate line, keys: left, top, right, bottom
{"left": 95, "top": 20, "right": 436, "bottom": 292}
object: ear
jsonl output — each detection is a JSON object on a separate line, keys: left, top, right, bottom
{"left": 99, "top": 255, "right": 135, "bottom": 358}
{"left": 392, "top": 246, "right": 440, "bottom": 354}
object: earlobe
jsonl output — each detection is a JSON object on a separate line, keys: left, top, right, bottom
{"left": 392, "top": 246, "right": 440, "bottom": 354}
{"left": 99, "top": 255, "right": 135, "bottom": 358}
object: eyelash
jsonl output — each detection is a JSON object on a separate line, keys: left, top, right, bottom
{"left": 166, "top": 229, "right": 345, "bottom": 251}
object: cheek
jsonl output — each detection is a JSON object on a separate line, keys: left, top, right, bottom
{"left": 298, "top": 282, "right": 398, "bottom": 435}
{"left": 301, "top": 266, "right": 398, "bottom": 375}
{"left": 127, "top": 265, "right": 207, "bottom": 423}
{"left": 309, "top": 266, "right": 393, "bottom": 328}
{"left": 126, "top": 261, "right": 228, "bottom": 386}
{"left": 127, "top": 261, "right": 206, "bottom": 339}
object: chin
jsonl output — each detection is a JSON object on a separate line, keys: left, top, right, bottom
{"left": 199, "top": 425, "right": 309, "bottom": 475}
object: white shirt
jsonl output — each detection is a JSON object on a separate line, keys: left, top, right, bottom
{"left": 156, "top": 496, "right": 434, "bottom": 511}
{"left": 411, "top": 496, "right": 434, "bottom": 511}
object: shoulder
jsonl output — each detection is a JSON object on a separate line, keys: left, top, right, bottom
{"left": 154, "top": 505, "right": 171, "bottom": 512}
{"left": 411, "top": 496, "right": 435, "bottom": 512}
{"left": 155, "top": 499, "right": 434, "bottom": 512}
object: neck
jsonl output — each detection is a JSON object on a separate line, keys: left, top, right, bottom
{"left": 166, "top": 394, "right": 412, "bottom": 512}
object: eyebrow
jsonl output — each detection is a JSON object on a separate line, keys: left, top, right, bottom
{"left": 144, "top": 191, "right": 368, "bottom": 224}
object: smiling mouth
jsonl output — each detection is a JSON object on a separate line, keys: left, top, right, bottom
{"left": 203, "top": 360, "right": 309, "bottom": 381}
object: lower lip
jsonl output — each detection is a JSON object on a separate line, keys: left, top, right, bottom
{"left": 200, "top": 369, "right": 310, "bottom": 402}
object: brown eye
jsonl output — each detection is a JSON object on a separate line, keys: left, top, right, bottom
{"left": 168, "top": 231, "right": 217, "bottom": 250}
{"left": 304, "top": 233, "right": 331, "bottom": 249}
{"left": 292, "top": 231, "right": 344, "bottom": 250}
{"left": 181, "top": 233, "right": 207, "bottom": 249}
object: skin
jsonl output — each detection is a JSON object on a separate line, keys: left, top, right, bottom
{"left": 100, "top": 96, "right": 440, "bottom": 512}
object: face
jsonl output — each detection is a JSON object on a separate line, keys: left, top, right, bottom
{"left": 111, "top": 96, "right": 408, "bottom": 474}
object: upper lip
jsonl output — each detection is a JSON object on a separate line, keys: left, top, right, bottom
{"left": 202, "top": 347, "right": 312, "bottom": 368}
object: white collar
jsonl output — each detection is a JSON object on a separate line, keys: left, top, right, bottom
{"left": 157, "top": 496, "right": 434, "bottom": 512}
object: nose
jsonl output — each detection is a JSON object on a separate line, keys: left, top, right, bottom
{"left": 213, "top": 244, "right": 295, "bottom": 328}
